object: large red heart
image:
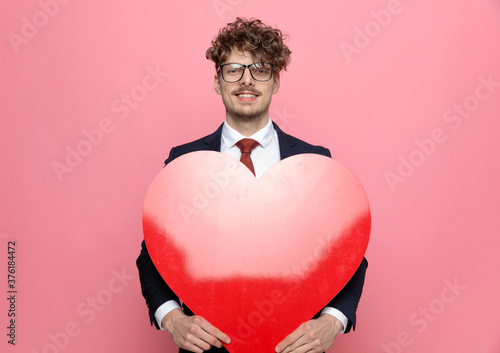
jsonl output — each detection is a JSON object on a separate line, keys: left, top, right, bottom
{"left": 143, "top": 151, "right": 370, "bottom": 353}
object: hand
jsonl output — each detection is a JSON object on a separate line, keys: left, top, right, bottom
{"left": 275, "top": 314, "right": 344, "bottom": 353}
{"left": 162, "top": 308, "right": 231, "bottom": 353}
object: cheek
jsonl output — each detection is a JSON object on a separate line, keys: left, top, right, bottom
{"left": 262, "top": 89, "right": 274, "bottom": 102}
{"left": 221, "top": 86, "right": 234, "bottom": 99}
{"left": 221, "top": 92, "right": 234, "bottom": 106}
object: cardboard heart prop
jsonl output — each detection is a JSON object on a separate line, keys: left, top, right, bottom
{"left": 143, "top": 151, "right": 370, "bottom": 353}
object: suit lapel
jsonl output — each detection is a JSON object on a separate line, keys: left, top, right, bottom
{"left": 273, "top": 121, "right": 298, "bottom": 160}
{"left": 204, "top": 123, "right": 223, "bottom": 152}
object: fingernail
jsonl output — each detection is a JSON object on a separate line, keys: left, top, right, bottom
{"left": 276, "top": 347, "right": 281, "bottom": 352}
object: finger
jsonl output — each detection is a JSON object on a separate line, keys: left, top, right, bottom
{"left": 290, "top": 340, "right": 319, "bottom": 353}
{"left": 283, "top": 335, "right": 310, "bottom": 353}
{"left": 199, "top": 318, "right": 231, "bottom": 345}
{"left": 176, "top": 330, "right": 208, "bottom": 353}
{"left": 282, "top": 333, "right": 322, "bottom": 353}
{"left": 180, "top": 341, "right": 204, "bottom": 353}
{"left": 187, "top": 333, "right": 215, "bottom": 352}
{"left": 187, "top": 318, "right": 224, "bottom": 349}
{"left": 276, "top": 329, "right": 305, "bottom": 353}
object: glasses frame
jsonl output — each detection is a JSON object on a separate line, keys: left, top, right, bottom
{"left": 218, "top": 62, "right": 274, "bottom": 83}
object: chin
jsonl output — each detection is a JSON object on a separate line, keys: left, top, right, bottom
{"left": 230, "top": 109, "right": 267, "bottom": 122}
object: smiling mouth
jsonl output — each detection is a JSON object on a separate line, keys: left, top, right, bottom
{"left": 234, "top": 89, "right": 260, "bottom": 98}
{"left": 236, "top": 93, "right": 258, "bottom": 98}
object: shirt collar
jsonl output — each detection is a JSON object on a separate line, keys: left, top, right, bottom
{"left": 221, "top": 118, "right": 275, "bottom": 149}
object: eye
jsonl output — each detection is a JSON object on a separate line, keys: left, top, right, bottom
{"left": 225, "top": 64, "right": 243, "bottom": 75}
{"left": 252, "top": 63, "right": 271, "bottom": 75}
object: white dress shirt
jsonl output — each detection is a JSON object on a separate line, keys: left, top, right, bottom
{"left": 220, "top": 118, "right": 280, "bottom": 179}
{"left": 155, "top": 118, "right": 348, "bottom": 333}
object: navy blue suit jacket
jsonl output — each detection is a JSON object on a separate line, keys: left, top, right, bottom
{"left": 137, "top": 122, "right": 367, "bottom": 338}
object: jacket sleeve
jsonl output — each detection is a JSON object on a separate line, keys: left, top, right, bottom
{"left": 136, "top": 147, "right": 179, "bottom": 329}
{"left": 322, "top": 146, "right": 368, "bottom": 332}
{"left": 136, "top": 240, "right": 180, "bottom": 328}
{"left": 325, "top": 257, "right": 368, "bottom": 333}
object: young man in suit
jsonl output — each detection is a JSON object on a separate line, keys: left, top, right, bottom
{"left": 137, "top": 17, "right": 367, "bottom": 353}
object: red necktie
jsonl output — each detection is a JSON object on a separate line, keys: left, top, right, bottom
{"left": 236, "top": 138, "right": 260, "bottom": 175}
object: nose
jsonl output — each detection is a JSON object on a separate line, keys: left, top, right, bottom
{"left": 239, "top": 67, "right": 255, "bottom": 86}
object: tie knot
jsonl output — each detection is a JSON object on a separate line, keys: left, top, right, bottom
{"left": 236, "top": 138, "right": 259, "bottom": 154}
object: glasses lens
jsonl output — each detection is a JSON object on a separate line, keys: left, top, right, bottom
{"left": 222, "top": 64, "right": 244, "bottom": 82}
{"left": 250, "top": 63, "right": 273, "bottom": 81}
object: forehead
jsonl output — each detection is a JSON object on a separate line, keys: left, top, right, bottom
{"left": 224, "top": 50, "right": 256, "bottom": 64}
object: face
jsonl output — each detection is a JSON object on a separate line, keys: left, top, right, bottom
{"left": 214, "top": 50, "right": 280, "bottom": 125}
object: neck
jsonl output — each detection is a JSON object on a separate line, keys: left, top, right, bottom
{"left": 226, "top": 115, "right": 269, "bottom": 137}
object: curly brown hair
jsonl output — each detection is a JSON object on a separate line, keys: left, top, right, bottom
{"left": 206, "top": 17, "right": 291, "bottom": 75}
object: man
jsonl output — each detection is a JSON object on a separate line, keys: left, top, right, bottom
{"left": 137, "top": 17, "right": 367, "bottom": 353}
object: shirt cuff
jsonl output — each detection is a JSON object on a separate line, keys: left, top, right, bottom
{"left": 321, "top": 307, "right": 348, "bottom": 334}
{"left": 155, "top": 300, "right": 181, "bottom": 330}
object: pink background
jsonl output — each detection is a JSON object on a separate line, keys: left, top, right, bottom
{"left": 1, "top": 0, "right": 499, "bottom": 352}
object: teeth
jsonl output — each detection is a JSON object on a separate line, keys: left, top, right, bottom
{"left": 238, "top": 94, "right": 257, "bottom": 98}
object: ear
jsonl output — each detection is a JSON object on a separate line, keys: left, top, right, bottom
{"left": 214, "top": 73, "right": 222, "bottom": 95}
{"left": 272, "top": 74, "right": 280, "bottom": 94}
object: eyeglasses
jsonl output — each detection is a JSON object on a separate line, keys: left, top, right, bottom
{"left": 219, "top": 63, "right": 274, "bottom": 83}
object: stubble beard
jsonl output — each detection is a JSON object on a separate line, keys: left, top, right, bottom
{"left": 230, "top": 109, "right": 263, "bottom": 122}
{"left": 226, "top": 104, "right": 268, "bottom": 123}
